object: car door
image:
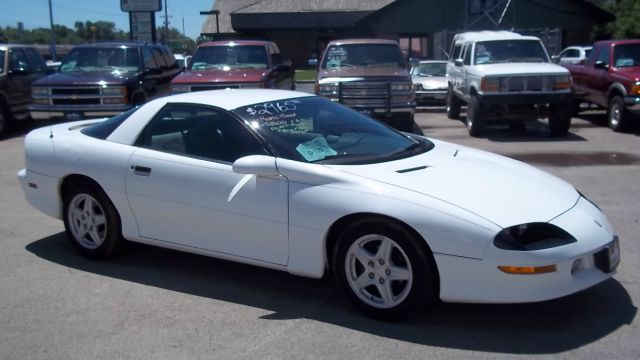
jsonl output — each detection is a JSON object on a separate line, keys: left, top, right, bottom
{"left": 125, "top": 103, "right": 289, "bottom": 265}
{"left": 584, "top": 46, "right": 610, "bottom": 106}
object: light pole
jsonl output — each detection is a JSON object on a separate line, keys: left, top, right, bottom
{"left": 164, "top": 0, "right": 169, "bottom": 43}
{"left": 48, "top": 0, "right": 57, "bottom": 61}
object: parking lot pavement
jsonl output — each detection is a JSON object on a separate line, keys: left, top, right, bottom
{"left": 1, "top": 111, "right": 639, "bottom": 360}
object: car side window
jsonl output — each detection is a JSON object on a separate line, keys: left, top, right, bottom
{"left": 451, "top": 45, "right": 462, "bottom": 61}
{"left": 463, "top": 45, "right": 472, "bottom": 66}
{"left": 9, "top": 48, "right": 31, "bottom": 72}
{"left": 596, "top": 46, "right": 610, "bottom": 66}
{"left": 151, "top": 47, "right": 167, "bottom": 69}
{"left": 137, "top": 104, "right": 269, "bottom": 163}
{"left": 142, "top": 48, "right": 157, "bottom": 70}
{"left": 25, "top": 48, "right": 46, "bottom": 73}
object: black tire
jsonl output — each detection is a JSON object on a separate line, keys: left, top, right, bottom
{"left": 548, "top": 103, "right": 572, "bottom": 137}
{"left": 62, "top": 183, "right": 122, "bottom": 259}
{"left": 572, "top": 100, "right": 581, "bottom": 116}
{"left": 0, "top": 101, "right": 9, "bottom": 138}
{"left": 332, "top": 218, "right": 438, "bottom": 320}
{"left": 446, "top": 87, "right": 461, "bottom": 120}
{"left": 608, "top": 96, "right": 631, "bottom": 132}
{"left": 466, "top": 95, "right": 485, "bottom": 137}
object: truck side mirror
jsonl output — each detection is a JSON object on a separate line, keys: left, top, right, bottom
{"left": 454, "top": 59, "right": 463, "bottom": 67}
{"left": 594, "top": 61, "right": 608, "bottom": 69}
{"left": 551, "top": 55, "right": 560, "bottom": 64}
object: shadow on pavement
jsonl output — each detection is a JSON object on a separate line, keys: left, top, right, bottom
{"left": 27, "top": 232, "right": 637, "bottom": 355}
{"left": 450, "top": 116, "right": 589, "bottom": 142}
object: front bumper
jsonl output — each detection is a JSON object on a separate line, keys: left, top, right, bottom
{"left": 477, "top": 92, "right": 572, "bottom": 105}
{"left": 30, "top": 104, "right": 133, "bottom": 121}
{"left": 435, "top": 197, "right": 618, "bottom": 304}
{"left": 624, "top": 95, "right": 640, "bottom": 114}
{"left": 415, "top": 90, "right": 447, "bottom": 104}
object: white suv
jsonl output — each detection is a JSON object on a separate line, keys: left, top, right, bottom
{"left": 445, "top": 31, "right": 573, "bottom": 137}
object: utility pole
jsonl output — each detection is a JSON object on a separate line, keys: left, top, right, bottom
{"left": 164, "top": 0, "right": 169, "bottom": 43}
{"left": 48, "top": 0, "right": 57, "bottom": 61}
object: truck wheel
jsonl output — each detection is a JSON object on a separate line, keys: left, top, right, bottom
{"left": 446, "top": 87, "right": 461, "bottom": 120}
{"left": 0, "top": 105, "right": 7, "bottom": 138}
{"left": 466, "top": 95, "right": 485, "bottom": 137}
{"left": 549, "top": 104, "right": 572, "bottom": 137}
{"left": 608, "top": 96, "right": 631, "bottom": 132}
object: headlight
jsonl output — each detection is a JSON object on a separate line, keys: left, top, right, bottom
{"left": 171, "top": 84, "right": 191, "bottom": 93}
{"left": 494, "top": 223, "right": 576, "bottom": 251}
{"left": 318, "top": 83, "right": 338, "bottom": 97}
{"left": 630, "top": 81, "right": 640, "bottom": 95}
{"left": 102, "top": 86, "right": 126, "bottom": 95}
{"left": 391, "top": 82, "right": 412, "bottom": 92}
{"left": 480, "top": 77, "right": 500, "bottom": 92}
{"left": 554, "top": 75, "right": 571, "bottom": 90}
{"left": 32, "top": 87, "right": 49, "bottom": 96}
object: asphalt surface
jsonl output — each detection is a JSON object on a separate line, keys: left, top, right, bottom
{"left": 1, "top": 103, "right": 639, "bottom": 359}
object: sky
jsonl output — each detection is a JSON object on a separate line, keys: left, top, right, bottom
{"left": 0, "top": 0, "right": 215, "bottom": 39}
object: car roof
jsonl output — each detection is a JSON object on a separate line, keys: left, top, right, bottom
{"left": 453, "top": 31, "right": 540, "bottom": 43}
{"left": 594, "top": 39, "right": 640, "bottom": 47}
{"left": 418, "top": 60, "right": 447, "bottom": 64}
{"left": 0, "top": 44, "right": 37, "bottom": 50}
{"left": 199, "top": 40, "right": 272, "bottom": 47}
{"left": 326, "top": 38, "right": 399, "bottom": 46}
{"left": 148, "top": 89, "right": 312, "bottom": 111}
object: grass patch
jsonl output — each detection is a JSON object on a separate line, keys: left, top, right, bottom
{"left": 295, "top": 69, "right": 317, "bottom": 81}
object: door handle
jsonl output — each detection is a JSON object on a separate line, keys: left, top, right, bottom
{"left": 131, "top": 165, "right": 152, "bottom": 176}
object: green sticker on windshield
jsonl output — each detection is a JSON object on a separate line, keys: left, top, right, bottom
{"left": 296, "top": 137, "right": 337, "bottom": 162}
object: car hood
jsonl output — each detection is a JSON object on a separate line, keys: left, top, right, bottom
{"left": 173, "top": 68, "right": 267, "bottom": 84}
{"left": 612, "top": 66, "right": 640, "bottom": 80}
{"left": 412, "top": 75, "right": 447, "bottom": 89}
{"left": 330, "top": 140, "right": 579, "bottom": 228}
{"left": 318, "top": 67, "right": 409, "bottom": 81}
{"left": 33, "top": 71, "right": 133, "bottom": 86}
{"left": 475, "top": 63, "right": 569, "bottom": 76}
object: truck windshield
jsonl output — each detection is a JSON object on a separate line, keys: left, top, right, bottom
{"left": 60, "top": 47, "right": 141, "bottom": 73}
{"left": 613, "top": 44, "right": 640, "bottom": 67}
{"left": 474, "top": 40, "right": 549, "bottom": 65}
{"left": 321, "top": 44, "right": 406, "bottom": 69}
{"left": 189, "top": 46, "right": 269, "bottom": 71}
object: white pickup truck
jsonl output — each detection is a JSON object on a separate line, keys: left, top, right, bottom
{"left": 445, "top": 31, "right": 573, "bottom": 137}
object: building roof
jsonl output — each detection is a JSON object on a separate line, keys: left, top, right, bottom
{"left": 202, "top": 0, "right": 395, "bottom": 34}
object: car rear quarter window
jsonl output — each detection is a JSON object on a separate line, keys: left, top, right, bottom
{"left": 25, "top": 48, "right": 46, "bottom": 73}
{"left": 81, "top": 108, "right": 137, "bottom": 139}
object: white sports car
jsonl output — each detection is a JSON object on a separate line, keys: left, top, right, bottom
{"left": 18, "top": 90, "right": 620, "bottom": 319}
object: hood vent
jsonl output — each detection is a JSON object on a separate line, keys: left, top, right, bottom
{"left": 396, "top": 165, "right": 428, "bottom": 174}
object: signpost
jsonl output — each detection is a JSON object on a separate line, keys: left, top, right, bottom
{"left": 121, "top": 0, "right": 162, "bottom": 42}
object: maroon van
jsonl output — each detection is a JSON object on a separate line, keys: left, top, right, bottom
{"left": 171, "top": 40, "right": 295, "bottom": 93}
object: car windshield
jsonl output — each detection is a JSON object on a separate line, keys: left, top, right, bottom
{"left": 232, "top": 96, "right": 433, "bottom": 165}
{"left": 474, "top": 40, "right": 549, "bottom": 64}
{"left": 60, "top": 47, "right": 141, "bottom": 73}
{"left": 189, "top": 45, "right": 269, "bottom": 71}
{"left": 321, "top": 44, "right": 406, "bottom": 69}
{"left": 613, "top": 44, "right": 640, "bottom": 67}
{"left": 412, "top": 62, "right": 446, "bottom": 77}
{"left": 0, "top": 49, "right": 5, "bottom": 73}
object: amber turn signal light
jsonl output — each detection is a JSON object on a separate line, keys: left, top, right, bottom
{"left": 498, "top": 264, "right": 557, "bottom": 275}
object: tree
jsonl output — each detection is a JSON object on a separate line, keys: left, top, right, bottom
{"left": 589, "top": 0, "right": 640, "bottom": 39}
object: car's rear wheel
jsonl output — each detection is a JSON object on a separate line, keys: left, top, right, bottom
{"left": 548, "top": 103, "right": 572, "bottom": 137}
{"left": 0, "top": 101, "right": 9, "bottom": 138}
{"left": 446, "top": 87, "right": 461, "bottom": 120}
{"left": 63, "top": 183, "right": 122, "bottom": 259}
{"left": 466, "top": 95, "right": 485, "bottom": 137}
{"left": 333, "top": 218, "right": 438, "bottom": 319}
{"left": 608, "top": 96, "right": 631, "bottom": 132}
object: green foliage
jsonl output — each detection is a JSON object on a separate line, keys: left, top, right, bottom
{"left": 589, "top": 0, "right": 640, "bottom": 39}
{"left": 0, "top": 21, "right": 126, "bottom": 45}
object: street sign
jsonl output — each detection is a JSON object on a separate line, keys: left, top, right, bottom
{"left": 129, "top": 11, "right": 156, "bottom": 42}
{"left": 121, "top": 0, "right": 162, "bottom": 12}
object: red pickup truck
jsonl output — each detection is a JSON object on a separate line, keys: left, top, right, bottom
{"left": 563, "top": 39, "right": 640, "bottom": 132}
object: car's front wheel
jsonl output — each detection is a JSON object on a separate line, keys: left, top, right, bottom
{"left": 333, "top": 219, "right": 438, "bottom": 319}
{"left": 446, "top": 87, "right": 461, "bottom": 120}
{"left": 608, "top": 96, "right": 631, "bottom": 132}
{"left": 466, "top": 95, "right": 485, "bottom": 137}
{"left": 63, "top": 183, "right": 122, "bottom": 259}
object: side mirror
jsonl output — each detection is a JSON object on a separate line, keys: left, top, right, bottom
{"left": 551, "top": 55, "right": 560, "bottom": 64}
{"left": 454, "top": 59, "right": 463, "bottom": 67}
{"left": 232, "top": 155, "right": 279, "bottom": 176}
{"left": 594, "top": 60, "right": 608, "bottom": 69}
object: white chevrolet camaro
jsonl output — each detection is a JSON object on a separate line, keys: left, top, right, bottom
{"left": 18, "top": 89, "right": 620, "bottom": 319}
